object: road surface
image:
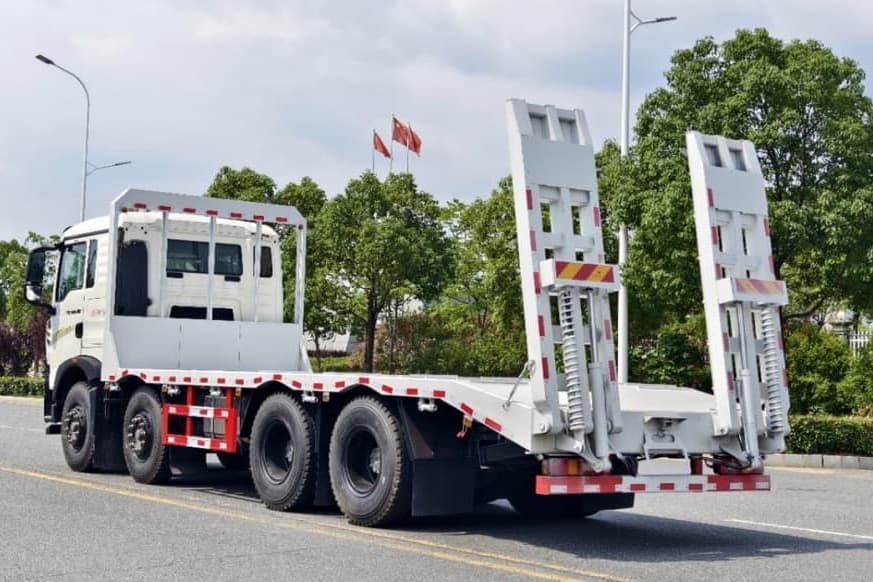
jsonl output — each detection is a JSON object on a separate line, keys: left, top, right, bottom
{"left": 1, "top": 396, "right": 871, "bottom": 581}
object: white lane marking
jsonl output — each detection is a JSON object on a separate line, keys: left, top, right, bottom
{"left": 727, "top": 519, "right": 873, "bottom": 541}
{"left": 0, "top": 424, "right": 44, "bottom": 434}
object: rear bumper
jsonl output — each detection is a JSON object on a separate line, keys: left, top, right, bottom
{"left": 536, "top": 473, "right": 771, "bottom": 495}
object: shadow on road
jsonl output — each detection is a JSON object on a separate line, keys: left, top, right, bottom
{"left": 168, "top": 466, "right": 873, "bottom": 563}
{"left": 404, "top": 505, "right": 873, "bottom": 564}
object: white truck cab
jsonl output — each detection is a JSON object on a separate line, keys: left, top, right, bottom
{"left": 28, "top": 211, "right": 282, "bottom": 433}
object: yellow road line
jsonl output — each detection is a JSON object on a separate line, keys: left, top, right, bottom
{"left": 0, "top": 466, "right": 628, "bottom": 582}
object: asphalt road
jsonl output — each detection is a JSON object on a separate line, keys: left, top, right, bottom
{"left": 1, "top": 396, "right": 871, "bottom": 582}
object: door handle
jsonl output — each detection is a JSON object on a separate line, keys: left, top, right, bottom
{"left": 75, "top": 322, "right": 83, "bottom": 339}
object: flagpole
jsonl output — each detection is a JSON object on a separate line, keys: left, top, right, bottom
{"left": 405, "top": 123, "right": 410, "bottom": 173}
{"left": 371, "top": 130, "right": 376, "bottom": 173}
{"left": 388, "top": 115, "right": 394, "bottom": 174}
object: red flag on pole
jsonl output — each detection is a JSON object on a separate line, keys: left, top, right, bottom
{"left": 392, "top": 116, "right": 410, "bottom": 147}
{"left": 408, "top": 125, "right": 422, "bottom": 155}
{"left": 373, "top": 131, "right": 391, "bottom": 158}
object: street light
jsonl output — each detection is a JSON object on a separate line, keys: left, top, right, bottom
{"left": 616, "top": 1, "right": 677, "bottom": 385}
{"left": 87, "top": 160, "right": 132, "bottom": 176}
{"left": 36, "top": 53, "right": 130, "bottom": 221}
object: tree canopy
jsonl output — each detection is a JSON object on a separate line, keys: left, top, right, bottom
{"left": 319, "top": 172, "right": 452, "bottom": 371}
{"left": 601, "top": 28, "right": 873, "bottom": 338}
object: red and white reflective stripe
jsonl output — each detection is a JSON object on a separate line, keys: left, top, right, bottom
{"left": 129, "top": 203, "right": 291, "bottom": 224}
{"left": 108, "top": 370, "right": 456, "bottom": 401}
{"left": 165, "top": 434, "right": 230, "bottom": 451}
{"left": 165, "top": 405, "right": 231, "bottom": 419}
{"left": 535, "top": 473, "right": 770, "bottom": 495}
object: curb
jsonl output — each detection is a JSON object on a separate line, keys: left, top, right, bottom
{"left": 766, "top": 453, "right": 873, "bottom": 471}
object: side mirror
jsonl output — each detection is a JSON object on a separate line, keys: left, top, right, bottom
{"left": 24, "top": 247, "right": 56, "bottom": 314}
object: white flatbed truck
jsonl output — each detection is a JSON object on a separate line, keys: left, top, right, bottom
{"left": 24, "top": 99, "right": 789, "bottom": 526}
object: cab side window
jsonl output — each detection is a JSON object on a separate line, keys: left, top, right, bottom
{"left": 166, "top": 240, "right": 242, "bottom": 276}
{"left": 57, "top": 242, "right": 87, "bottom": 301}
{"left": 256, "top": 246, "right": 273, "bottom": 278}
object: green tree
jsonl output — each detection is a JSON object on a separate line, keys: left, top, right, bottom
{"left": 838, "top": 344, "right": 873, "bottom": 416}
{"left": 439, "top": 176, "right": 522, "bottom": 332}
{"left": 604, "top": 29, "right": 873, "bottom": 337}
{"left": 785, "top": 323, "right": 853, "bottom": 414}
{"left": 207, "top": 166, "right": 277, "bottom": 202}
{"left": 0, "top": 239, "right": 27, "bottom": 319}
{"left": 276, "top": 176, "right": 350, "bottom": 370}
{"left": 1, "top": 233, "right": 57, "bottom": 374}
{"left": 319, "top": 172, "right": 452, "bottom": 372}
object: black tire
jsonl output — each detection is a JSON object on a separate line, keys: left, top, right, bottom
{"left": 122, "top": 387, "right": 171, "bottom": 484}
{"left": 217, "top": 451, "right": 250, "bottom": 471}
{"left": 60, "top": 382, "right": 97, "bottom": 472}
{"left": 329, "top": 397, "right": 411, "bottom": 527}
{"left": 249, "top": 394, "right": 316, "bottom": 511}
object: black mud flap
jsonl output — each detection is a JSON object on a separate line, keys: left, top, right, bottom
{"left": 410, "top": 458, "right": 478, "bottom": 517}
{"left": 169, "top": 447, "right": 207, "bottom": 476}
{"left": 88, "top": 385, "right": 126, "bottom": 472}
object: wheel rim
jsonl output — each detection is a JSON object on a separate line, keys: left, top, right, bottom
{"left": 344, "top": 428, "right": 382, "bottom": 496}
{"left": 126, "top": 412, "right": 154, "bottom": 461}
{"left": 63, "top": 405, "right": 87, "bottom": 452}
{"left": 262, "top": 420, "right": 294, "bottom": 483}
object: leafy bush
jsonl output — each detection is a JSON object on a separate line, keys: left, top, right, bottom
{"left": 630, "top": 316, "right": 711, "bottom": 391}
{"left": 785, "top": 415, "right": 873, "bottom": 456}
{"left": 785, "top": 323, "right": 853, "bottom": 414}
{"left": 310, "top": 354, "right": 358, "bottom": 373}
{"left": 0, "top": 376, "right": 43, "bottom": 396}
{"left": 355, "top": 312, "right": 527, "bottom": 377}
{"left": 837, "top": 345, "right": 873, "bottom": 416}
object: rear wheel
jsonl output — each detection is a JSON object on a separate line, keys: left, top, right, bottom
{"left": 122, "top": 387, "right": 171, "bottom": 484}
{"left": 60, "top": 382, "right": 97, "bottom": 472}
{"left": 329, "top": 397, "right": 411, "bottom": 527}
{"left": 250, "top": 394, "right": 316, "bottom": 511}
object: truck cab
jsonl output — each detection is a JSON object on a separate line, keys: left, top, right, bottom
{"left": 26, "top": 212, "right": 283, "bottom": 428}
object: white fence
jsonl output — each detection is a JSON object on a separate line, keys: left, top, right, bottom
{"left": 849, "top": 331, "right": 871, "bottom": 358}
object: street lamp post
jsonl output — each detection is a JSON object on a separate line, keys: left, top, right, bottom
{"left": 617, "top": 1, "right": 676, "bottom": 385}
{"left": 36, "top": 54, "right": 130, "bottom": 221}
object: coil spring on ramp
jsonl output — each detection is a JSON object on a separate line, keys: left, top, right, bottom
{"left": 759, "top": 307, "right": 786, "bottom": 433}
{"left": 559, "top": 288, "right": 587, "bottom": 433}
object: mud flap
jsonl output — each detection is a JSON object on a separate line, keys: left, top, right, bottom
{"left": 411, "top": 458, "right": 477, "bottom": 517}
{"left": 169, "top": 447, "right": 207, "bottom": 476}
{"left": 88, "top": 385, "right": 126, "bottom": 472}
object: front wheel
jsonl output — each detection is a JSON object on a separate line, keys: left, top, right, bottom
{"left": 328, "top": 397, "right": 411, "bottom": 527}
{"left": 122, "top": 387, "right": 171, "bottom": 484}
{"left": 60, "top": 382, "right": 97, "bottom": 472}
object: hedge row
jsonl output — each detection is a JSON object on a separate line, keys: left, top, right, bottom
{"left": 785, "top": 415, "right": 873, "bottom": 457}
{"left": 0, "top": 376, "right": 44, "bottom": 397}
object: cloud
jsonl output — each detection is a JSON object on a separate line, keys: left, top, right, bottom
{"left": 1, "top": 0, "right": 872, "bottom": 242}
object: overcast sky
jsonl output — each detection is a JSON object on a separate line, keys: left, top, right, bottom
{"left": 2, "top": 1, "right": 872, "bottom": 241}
